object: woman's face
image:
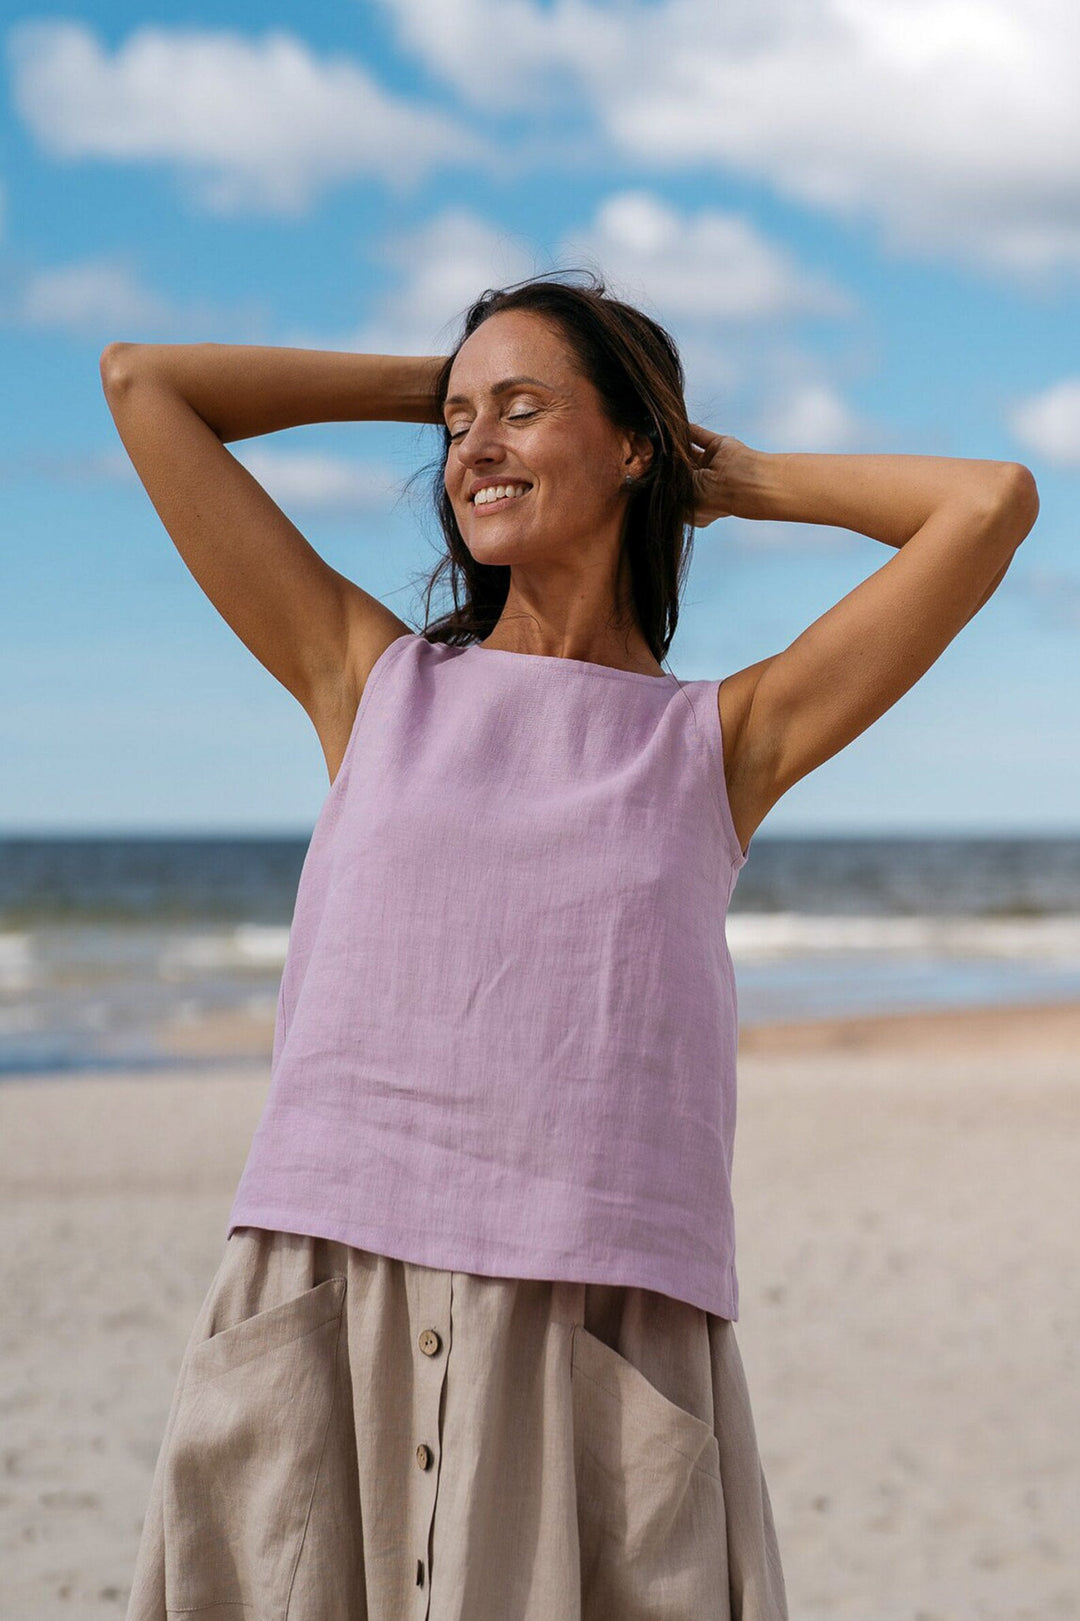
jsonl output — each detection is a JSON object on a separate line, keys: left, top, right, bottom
{"left": 442, "top": 309, "right": 645, "bottom": 567}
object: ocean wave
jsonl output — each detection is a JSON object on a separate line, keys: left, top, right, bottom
{"left": 158, "top": 925, "right": 291, "bottom": 978}
{"left": 0, "top": 932, "right": 34, "bottom": 993}
{"left": 727, "top": 912, "right": 1080, "bottom": 964}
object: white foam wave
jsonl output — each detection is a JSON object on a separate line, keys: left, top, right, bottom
{"left": 159, "top": 925, "right": 291, "bottom": 978}
{"left": 727, "top": 912, "right": 1080, "bottom": 965}
{"left": 0, "top": 933, "right": 34, "bottom": 993}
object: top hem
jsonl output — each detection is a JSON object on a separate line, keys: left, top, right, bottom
{"left": 225, "top": 1203, "right": 739, "bottom": 1322}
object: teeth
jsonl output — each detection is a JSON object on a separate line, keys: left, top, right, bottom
{"left": 473, "top": 483, "right": 529, "bottom": 506}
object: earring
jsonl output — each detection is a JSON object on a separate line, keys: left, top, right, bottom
{"left": 623, "top": 474, "right": 635, "bottom": 488}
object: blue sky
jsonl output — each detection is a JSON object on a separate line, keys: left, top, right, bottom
{"left": 2, "top": 0, "right": 1078, "bottom": 835}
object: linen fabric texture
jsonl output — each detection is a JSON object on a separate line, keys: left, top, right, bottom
{"left": 124, "top": 1225, "right": 788, "bottom": 1620}
{"left": 227, "top": 632, "right": 751, "bottom": 1320}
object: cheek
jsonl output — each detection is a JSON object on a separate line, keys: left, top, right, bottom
{"left": 559, "top": 461, "right": 615, "bottom": 510}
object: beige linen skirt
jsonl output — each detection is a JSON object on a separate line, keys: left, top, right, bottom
{"left": 124, "top": 1226, "right": 788, "bottom": 1620}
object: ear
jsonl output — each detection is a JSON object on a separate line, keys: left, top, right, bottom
{"left": 621, "top": 429, "right": 655, "bottom": 482}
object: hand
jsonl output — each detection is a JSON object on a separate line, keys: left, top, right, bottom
{"left": 688, "top": 423, "right": 752, "bottom": 527}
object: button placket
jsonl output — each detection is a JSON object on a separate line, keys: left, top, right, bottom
{"left": 413, "top": 1268, "right": 452, "bottom": 1617}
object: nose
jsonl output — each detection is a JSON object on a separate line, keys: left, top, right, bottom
{"left": 453, "top": 415, "right": 507, "bottom": 470}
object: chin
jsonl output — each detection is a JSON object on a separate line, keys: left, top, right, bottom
{"left": 465, "top": 538, "right": 529, "bottom": 566}
{"left": 470, "top": 521, "right": 550, "bottom": 560}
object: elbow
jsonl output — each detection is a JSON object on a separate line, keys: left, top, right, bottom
{"left": 972, "top": 461, "right": 1039, "bottom": 555}
{"left": 996, "top": 461, "right": 1040, "bottom": 543}
{"left": 99, "top": 341, "right": 141, "bottom": 398}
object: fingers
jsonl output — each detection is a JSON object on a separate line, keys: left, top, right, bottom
{"left": 688, "top": 421, "right": 724, "bottom": 451}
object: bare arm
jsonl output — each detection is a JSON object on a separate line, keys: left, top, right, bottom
{"left": 101, "top": 342, "right": 445, "bottom": 442}
{"left": 100, "top": 343, "right": 446, "bottom": 780}
{"left": 714, "top": 443, "right": 1027, "bottom": 545}
{"left": 693, "top": 433, "right": 1040, "bottom": 843}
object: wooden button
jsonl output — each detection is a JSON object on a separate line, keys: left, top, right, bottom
{"left": 416, "top": 1443, "right": 433, "bottom": 1470}
{"left": 418, "top": 1328, "right": 441, "bottom": 1356}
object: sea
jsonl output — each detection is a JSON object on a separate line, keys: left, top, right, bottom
{"left": 1, "top": 833, "right": 1078, "bottom": 1079}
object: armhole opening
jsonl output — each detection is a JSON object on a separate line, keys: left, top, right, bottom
{"left": 331, "top": 630, "right": 417, "bottom": 790}
{"left": 709, "top": 678, "right": 752, "bottom": 870}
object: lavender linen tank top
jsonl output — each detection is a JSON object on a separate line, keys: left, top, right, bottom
{"left": 227, "top": 632, "right": 751, "bottom": 1319}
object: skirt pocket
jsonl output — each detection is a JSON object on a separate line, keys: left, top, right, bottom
{"left": 162, "top": 1274, "right": 347, "bottom": 1619}
{"left": 570, "top": 1322, "right": 729, "bottom": 1618}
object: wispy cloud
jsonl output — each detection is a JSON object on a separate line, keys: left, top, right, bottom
{"left": 382, "top": 0, "right": 1080, "bottom": 283}
{"left": 231, "top": 449, "right": 404, "bottom": 513}
{"left": 1010, "top": 564, "right": 1080, "bottom": 632}
{"left": 0, "top": 448, "right": 137, "bottom": 485}
{"left": 347, "top": 209, "right": 542, "bottom": 354}
{"left": 8, "top": 20, "right": 486, "bottom": 215}
{"left": 754, "top": 381, "right": 872, "bottom": 453}
{"left": 6, "top": 254, "right": 268, "bottom": 340}
{"left": 7, "top": 252, "right": 228, "bottom": 338}
{"left": 1, "top": 444, "right": 404, "bottom": 514}
{"left": 1009, "top": 378, "right": 1080, "bottom": 467}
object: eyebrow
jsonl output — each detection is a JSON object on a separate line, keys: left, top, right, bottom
{"left": 443, "top": 375, "right": 553, "bottom": 409}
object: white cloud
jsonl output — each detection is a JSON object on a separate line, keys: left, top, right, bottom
{"left": 722, "top": 514, "right": 862, "bottom": 555}
{"left": 563, "top": 191, "right": 852, "bottom": 322}
{"left": 379, "top": 0, "right": 609, "bottom": 111}
{"left": 6, "top": 255, "right": 266, "bottom": 340}
{"left": 381, "top": 0, "right": 1080, "bottom": 281}
{"left": 4, "top": 444, "right": 401, "bottom": 513}
{"left": 977, "top": 224, "right": 1080, "bottom": 280}
{"left": 8, "top": 20, "right": 484, "bottom": 215}
{"left": 348, "top": 209, "right": 543, "bottom": 353}
{"left": 1009, "top": 378, "right": 1080, "bottom": 466}
{"left": 17, "top": 257, "right": 184, "bottom": 335}
{"left": 0, "top": 448, "right": 137, "bottom": 485}
{"left": 348, "top": 191, "right": 852, "bottom": 352}
{"left": 754, "top": 381, "right": 871, "bottom": 452}
{"left": 231, "top": 449, "right": 403, "bottom": 513}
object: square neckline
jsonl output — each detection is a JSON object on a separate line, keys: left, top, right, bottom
{"left": 466, "top": 643, "right": 674, "bottom": 682}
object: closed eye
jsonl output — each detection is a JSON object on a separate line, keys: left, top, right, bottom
{"left": 447, "top": 408, "right": 538, "bottom": 442}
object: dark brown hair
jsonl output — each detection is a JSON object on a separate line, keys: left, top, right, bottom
{"left": 410, "top": 271, "right": 698, "bottom": 664}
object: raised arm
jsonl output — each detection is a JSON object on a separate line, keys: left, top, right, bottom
{"left": 99, "top": 342, "right": 445, "bottom": 781}
{"left": 690, "top": 431, "right": 1040, "bottom": 852}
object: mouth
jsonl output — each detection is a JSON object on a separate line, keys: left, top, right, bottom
{"left": 469, "top": 483, "right": 533, "bottom": 514}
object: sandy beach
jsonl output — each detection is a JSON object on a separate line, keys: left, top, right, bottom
{"left": 2, "top": 1001, "right": 1077, "bottom": 1619}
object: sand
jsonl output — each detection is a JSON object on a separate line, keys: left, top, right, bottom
{"left": 1, "top": 1002, "right": 1078, "bottom": 1619}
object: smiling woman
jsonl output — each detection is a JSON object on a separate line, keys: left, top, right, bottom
{"left": 418, "top": 275, "right": 699, "bottom": 671}
{"left": 105, "top": 268, "right": 1035, "bottom": 1621}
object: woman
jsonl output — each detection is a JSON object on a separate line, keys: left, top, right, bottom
{"left": 102, "top": 274, "right": 1038, "bottom": 1621}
